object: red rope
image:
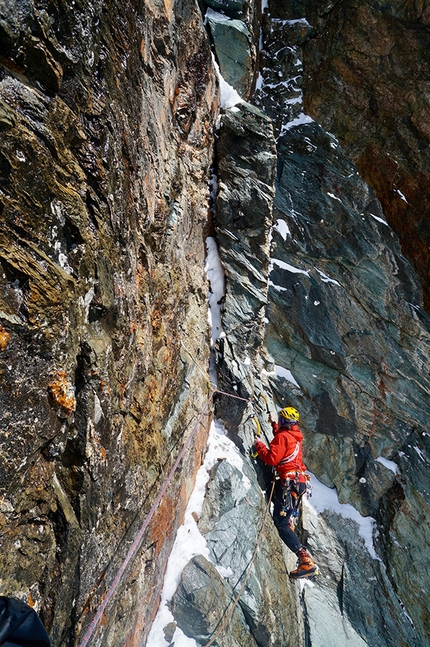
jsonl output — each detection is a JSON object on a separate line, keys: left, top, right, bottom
{"left": 213, "top": 388, "right": 250, "bottom": 403}
{"left": 78, "top": 391, "right": 214, "bottom": 647}
{"left": 77, "top": 384, "right": 250, "bottom": 646}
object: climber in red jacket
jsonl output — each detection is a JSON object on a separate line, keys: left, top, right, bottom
{"left": 254, "top": 406, "right": 318, "bottom": 579}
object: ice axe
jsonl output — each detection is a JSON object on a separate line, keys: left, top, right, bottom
{"left": 260, "top": 392, "right": 273, "bottom": 420}
{"left": 250, "top": 392, "right": 272, "bottom": 457}
{"left": 250, "top": 415, "right": 262, "bottom": 458}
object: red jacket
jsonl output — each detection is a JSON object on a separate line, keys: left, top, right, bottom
{"left": 254, "top": 421, "right": 307, "bottom": 481}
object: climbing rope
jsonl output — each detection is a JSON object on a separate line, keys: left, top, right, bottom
{"left": 77, "top": 389, "right": 215, "bottom": 647}
{"left": 180, "top": 340, "right": 214, "bottom": 389}
{"left": 180, "top": 339, "right": 252, "bottom": 404}
{"left": 202, "top": 476, "right": 277, "bottom": 647}
{"left": 75, "top": 340, "right": 268, "bottom": 647}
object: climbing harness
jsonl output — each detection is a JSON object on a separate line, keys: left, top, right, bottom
{"left": 202, "top": 477, "right": 277, "bottom": 647}
{"left": 279, "top": 475, "right": 302, "bottom": 518}
{"left": 279, "top": 472, "right": 312, "bottom": 517}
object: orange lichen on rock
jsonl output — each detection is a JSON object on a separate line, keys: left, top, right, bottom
{"left": 47, "top": 370, "right": 76, "bottom": 416}
{"left": 148, "top": 494, "right": 176, "bottom": 560}
{"left": 0, "top": 325, "right": 10, "bottom": 350}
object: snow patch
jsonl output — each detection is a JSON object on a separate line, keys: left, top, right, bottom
{"left": 395, "top": 189, "right": 408, "bottom": 203}
{"left": 281, "top": 112, "right": 313, "bottom": 133}
{"left": 305, "top": 473, "right": 380, "bottom": 561}
{"left": 370, "top": 213, "right": 389, "bottom": 226}
{"left": 413, "top": 446, "right": 426, "bottom": 462}
{"left": 268, "top": 280, "right": 288, "bottom": 292}
{"left": 315, "top": 268, "right": 341, "bottom": 286}
{"left": 376, "top": 456, "right": 398, "bottom": 473}
{"left": 274, "top": 219, "right": 291, "bottom": 240}
{"left": 205, "top": 236, "right": 225, "bottom": 347}
{"left": 327, "top": 192, "right": 342, "bottom": 203}
{"left": 211, "top": 53, "right": 243, "bottom": 110}
{"left": 274, "top": 364, "right": 300, "bottom": 387}
{"left": 270, "top": 258, "right": 310, "bottom": 276}
{"left": 285, "top": 18, "right": 311, "bottom": 26}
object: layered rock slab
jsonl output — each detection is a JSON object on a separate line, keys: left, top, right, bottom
{"left": 266, "top": 121, "right": 430, "bottom": 645}
{"left": 0, "top": 0, "right": 218, "bottom": 644}
{"left": 281, "top": 0, "right": 430, "bottom": 311}
{"left": 214, "top": 101, "right": 276, "bottom": 433}
{"left": 171, "top": 458, "right": 303, "bottom": 647}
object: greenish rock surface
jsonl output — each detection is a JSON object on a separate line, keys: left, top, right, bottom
{"left": 275, "top": 0, "right": 430, "bottom": 311}
{"left": 265, "top": 122, "right": 430, "bottom": 643}
{"left": 171, "top": 459, "right": 303, "bottom": 647}
{"left": 206, "top": 10, "right": 255, "bottom": 99}
{"left": 172, "top": 554, "right": 260, "bottom": 647}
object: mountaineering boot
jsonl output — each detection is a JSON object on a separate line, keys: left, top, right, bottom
{"left": 289, "top": 547, "right": 318, "bottom": 579}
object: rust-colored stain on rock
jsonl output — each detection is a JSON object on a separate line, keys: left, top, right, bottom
{"left": 47, "top": 370, "right": 76, "bottom": 416}
{"left": 149, "top": 494, "right": 176, "bottom": 559}
{"left": 0, "top": 325, "right": 11, "bottom": 350}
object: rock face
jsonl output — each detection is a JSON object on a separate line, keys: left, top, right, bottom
{"left": 171, "top": 458, "right": 302, "bottom": 647}
{"left": 0, "top": 0, "right": 217, "bottom": 645}
{"left": 267, "top": 121, "right": 430, "bottom": 646}
{"left": 283, "top": 0, "right": 430, "bottom": 311}
{"left": 206, "top": 11, "right": 256, "bottom": 99}
{"left": 2, "top": 0, "right": 430, "bottom": 646}
{"left": 164, "top": 2, "right": 430, "bottom": 646}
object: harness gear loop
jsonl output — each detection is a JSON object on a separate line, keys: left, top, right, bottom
{"left": 279, "top": 477, "right": 299, "bottom": 517}
{"left": 305, "top": 472, "right": 313, "bottom": 499}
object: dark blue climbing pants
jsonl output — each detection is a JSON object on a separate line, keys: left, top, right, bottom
{"left": 273, "top": 479, "right": 306, "bottom": 553}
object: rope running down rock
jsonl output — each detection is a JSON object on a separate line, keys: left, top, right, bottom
{"left": 203, "top": 476, "right": 276, "bottom": 647}
{"left": 77, "top": 344, "right": 259, "bottom": 647}
{"left": 77, "top": 389, "right": 215, "bottom": 647}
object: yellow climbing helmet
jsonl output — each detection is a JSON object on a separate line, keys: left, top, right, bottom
{"left": 279, "top": 406, "right": 300, "bottom": 422}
